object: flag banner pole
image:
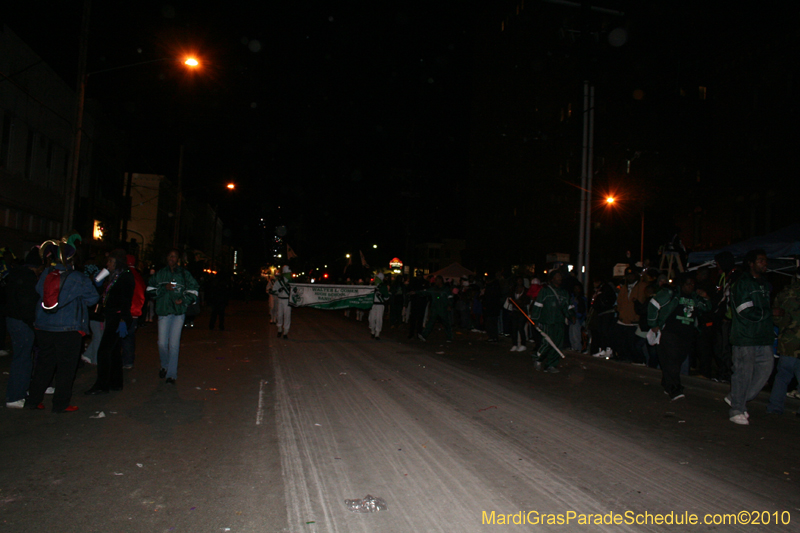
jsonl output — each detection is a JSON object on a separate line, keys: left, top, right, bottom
{"left": 508, "top": 298, "right": 566, "bottom": 359}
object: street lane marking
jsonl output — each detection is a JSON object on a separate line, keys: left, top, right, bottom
{"left": 256, "top": 379, "right": 268, "bottom": 425}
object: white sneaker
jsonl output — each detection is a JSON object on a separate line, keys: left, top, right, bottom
{"left": 45, "top": 387, "right": 55, "bottom": 395}
{"left": 605, "top": 348, "right": 613, "bottom": 358}
{"left": 81, "top": 355, "right": 92, "bottom": 364}
{"left": 729, "top": 414, "right": 749, "bottom": 425}
{"left": 0, "top": 349, "right": 9, "bottom": 356}
{"left": 6, "top": 399, "right": 25, "bottom": 409}
{"left": 517, "top": 345, "right": 527, "bottom": 352}
{"left": 510, "top": 346, "right": 518, "bottom": 352}
{"left": 592, "top": 349, "right": 607, "bottom": 358}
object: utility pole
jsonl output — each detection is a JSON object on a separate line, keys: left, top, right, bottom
{"left": 172, "top": 144, "right": 184, "bottom": 248}
{"left": 64, "top": 0, "right": 91, "bottom": 233}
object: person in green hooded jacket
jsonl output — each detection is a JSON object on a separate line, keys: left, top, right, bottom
{"left": 146, "top": 249, "right": 199, "bottom": 384}
{"left": 530, "top": 270, "right": 574, "bottom": 373}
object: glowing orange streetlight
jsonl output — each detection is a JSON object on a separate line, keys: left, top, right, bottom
{"left": 226, "top": 183, "right": 235, "bottom": 190}
{"left": 184, "top": 57, "right": 200, "bottom": 67}
{"left": 606, "top": 196, "right": 616, "bottom": 205}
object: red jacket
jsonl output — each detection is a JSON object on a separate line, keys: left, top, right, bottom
{"left": 127, "top": 255, "right": 146, "bottom": 318}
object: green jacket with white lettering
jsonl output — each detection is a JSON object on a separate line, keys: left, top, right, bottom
{"left": 647, "top": 286, "right": 710, "bottom": 331}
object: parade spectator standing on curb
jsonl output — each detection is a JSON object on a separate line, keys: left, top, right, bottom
{"left": 4, "top": 248, "right": 42, "bottom": 408}
{"left": 727, "top": 249, "right": 774, "bottom": 425}
{"left": 266, "top": 275, "right": 277, "bottom": 324}
{"left": 85, "top": 249, "right": 134, "bottom": 395}
{"left": 508, "top": 276, "right": 530, "bottom": 352}
{"left": 647, "top": 273, "right": 710, "bottom": 401}
{"left": 531, "top": 270, "right": 574, "bottom": 373}
{"left": 27, "top": 240, "right": 99, "bottom": 412}
{"left": 121, "top": 254, "right": 145, "bottom": 369}
{"left": 615, "top": 266, "right": 648, "bottom": 363}
{"left": 569, "top": 283, "right": 588, "bottom": 352}
{"left": 482, "top": 271, "right": 504, "bottom": 343}
{"left": 417, "top": 275, "right": 454, "bottom": 342}
{"left": 146, "top": 249, "right": 199, "bottom": 384}
{"left": 269, "top": 265, "right": 292, "bottom": 339}
{"left": 589, "top": 278, "right": 617, "bottom": 358}
{"left": 767, "top": 266, "right": 800, "bottom": 416}
{"left": 0, "top": 247, "right": 16, "bottom": 357}
{"left": 369, "top": 273, "right": 390, "bottom": 340}
{"left": 406, "top": 274, "right": 428, "bottom": 339}
{"left": 207, "top": 273, "right": 231, "bottom": 331}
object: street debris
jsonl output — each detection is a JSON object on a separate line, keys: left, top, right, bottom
{"left": 90, "top": 411, "right": 106, "bottom": 418}
{"left": 137, "top": 464, "right": 143, "bottom": 468}
{"left": 478, "top": 405, "right": 498, "bottom": 412}
{"left": 113, "top": 472, "right": 124, "bottom": 475}
{"left": 345, "top": 494, "right": 388, "bottom": 513}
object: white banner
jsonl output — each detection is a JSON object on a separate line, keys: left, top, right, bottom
{"left": 290, "top": 284, "right": 375, "bottom": 309}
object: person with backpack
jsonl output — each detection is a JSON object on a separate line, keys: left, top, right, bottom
{"left": 146, "top": 249, "right": 199, "bottom": 384}
{"left": 26, "top": 240, "right": 99, "bottom": 413}
{"left": 85, "top": 249, "right": 135, "bottom": 395}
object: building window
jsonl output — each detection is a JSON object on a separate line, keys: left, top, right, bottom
{"left": 1, "top": 114, "right": 12, "bottom": 168}
{"left": 25, "top": 130, "right": 35, "bottom": 180}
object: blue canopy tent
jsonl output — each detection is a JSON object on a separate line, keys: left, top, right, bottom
{"left": 687, "top": 223, "right": 800, "bottom": 274}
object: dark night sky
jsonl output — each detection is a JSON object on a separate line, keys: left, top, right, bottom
{"left": 6, "top": 0, "right": 477, "bottom": 267}
{"left": 5, "top": 1, "right": 800, "bottom": 272}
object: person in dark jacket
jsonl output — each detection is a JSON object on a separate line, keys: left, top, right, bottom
{"left": 85, "top": 249, "right": 134, "bottom": 394}
{"left": 26, "top": 240, "right": 99, "bottom": 413}
{"left": 207, "top": 273, "right": 231, "bottom": 331}
{"left": 482, "top": 271, "right": 505, "bottom": 343}
{"left": 121, "top": 254, "right": 146, "bottom": 368}
{"left": 4, "top": 248, "right": 43, "bottom": 408}
{"left": 406, "top": 274, "right": 429, "bottom": 340}
{"left": 508, "top": 276, "right": 531, "bottom": 352}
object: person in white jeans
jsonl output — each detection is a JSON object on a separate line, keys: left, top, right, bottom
{"left": 270, "top": 266, "right": 293, "bottom": 338}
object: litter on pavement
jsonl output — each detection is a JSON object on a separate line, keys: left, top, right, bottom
{"left": 345, "top": 495, "right": 388, "bottom": 513}
{"left": 90, "top": 411, "right": 106, "bottom": 418}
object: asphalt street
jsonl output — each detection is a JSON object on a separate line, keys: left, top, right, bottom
{"left": 2, "top": 301, "right": 799, "bottom": 532}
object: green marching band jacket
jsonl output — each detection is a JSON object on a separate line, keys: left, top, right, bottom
{"left": 729, "top": 272, "right": 774, "bottom": 346}
{"left": 530, "top": 285, "right": 574, "bottom": 325}
{"left": 647, "top": 286, "right": 710, "bottom": 331}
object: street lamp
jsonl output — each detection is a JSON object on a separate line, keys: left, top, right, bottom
{"left": 66, "top": 52, "right": 202, "bottom": 234}
{"left": 604, "top": 194, "right": 645, "bottom": 265}
{"left": 210, "top": 182, "right": 235, "bottom": 269}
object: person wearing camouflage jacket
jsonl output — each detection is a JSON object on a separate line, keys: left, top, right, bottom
{"left": 767, "top": 271, "right": 800, "bottom": 415}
